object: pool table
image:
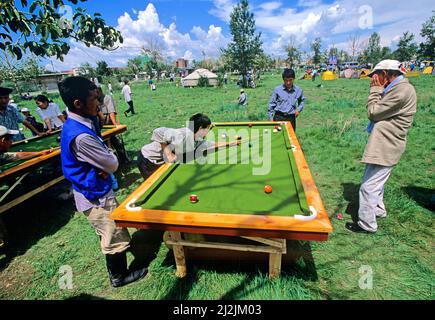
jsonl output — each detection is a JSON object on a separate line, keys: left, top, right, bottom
{"left": 110, "top": 121, "right": 332, "bottom": 278}
{"left": 0, "top": 125, "right": 127, "bottom": 214}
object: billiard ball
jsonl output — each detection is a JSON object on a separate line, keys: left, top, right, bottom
{"left": 189, "top": 194, "right": 199, "bottom": 203}
{"left": 264, "top": 129, "right": 268, "bottom": 133}
{"left": 221, "top": 133, "right": 227, "bottom": 139}
{"left": 235, "top": 135, "right": 242, "bottom": 140}
{"left": 56, "top": 136, "right": 61, "bottom": 142}
{"left": 277, "top": 126, "right": 282, "bottom": 131}
{"left": 248, "top": 123, "right": 253, "bottom": 128}
{"left": 274, "top": 125, "right": 279, "bottom": 130}
{"left": 24, "top": 140, "right": 28, "bottom": 144}
{"left": 273, "top": 129, "right": 278, "bottom": 133}
{"left": 248, "top": 143, "right": 252, "bottom": 148}
{"left": 264, "top": 185, "right": 272, "bottom": 194}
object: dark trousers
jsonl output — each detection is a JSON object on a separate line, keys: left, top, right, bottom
{"left": 125, "top": 100, "right": 135, "bottom": 115}
{"left": 110, "top": 136, "right": 130, "bottom": 163}
{"left": 137, "top": 152, "right": 161, "bottom": 180}
{"left": 273, "top": 113, "right": 296, "bottom": 131}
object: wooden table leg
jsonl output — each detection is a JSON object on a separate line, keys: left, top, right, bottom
{"left": 168, "top": 231, "right": 187, "bottom": 278}
{"left": 269, "top": 252, "right": 282, "bottom": 279}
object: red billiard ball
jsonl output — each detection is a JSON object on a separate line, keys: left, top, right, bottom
{"left": 274, "top": 125, "right": 279, "bottom": 130}
{"left": 248, "top": 123, "right": 253, "bottom": 128}
{"left": 264, "top": 185, "right": 273, "bottom": 194}
{"left": 190, "top": 195, "right": 199, "bottom": 203}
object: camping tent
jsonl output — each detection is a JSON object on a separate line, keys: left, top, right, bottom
{"left": 300, "top": 73, "right": 312, "bottom": 80}
{"left": 181, "top": 68, "right": 218, "bottom": 87}
{"left": 423, "top": 66, "right": 433, "bottom": 74}
{"left": 340, "top": 68, "right": 354, "bottom": 78}
{"left": 321, "top": 71, "right": 335, "bottom": 81}
{"left": 359, "top": 69, "right": 370, "bottom": 79}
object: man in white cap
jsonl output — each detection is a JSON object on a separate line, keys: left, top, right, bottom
{"left": 346, "top": 60, "right": 417, "bottom": 233}
{"left": 0, "top": 125, "right": 53, "bottom": 167}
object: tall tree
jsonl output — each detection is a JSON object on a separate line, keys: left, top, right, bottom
{"left": 77, "top": 62, "right": 96, "bottom": 77}
{"left": 0, "top": 0, "right": 123, "bottom": 61}
{"left": 418, "top": 11, "right": 435, "bottom": 60}
{"left": 311, "top": 37, "right": 322, "bottom": 65}
{"left": 96, "top": 60, "right": 112, "bottom": 76}
{"left": 394, "top": 32, "right": 418, "bottom": 61}
{"left": 347, "top": 34, "right": 361, "bottom": 61}
{"left": 359, "top": 32, "right": 382, "bottom": 64}
{"left": 284, "top": 36, "right": 301, "bottom": 68}
{"left": 222, "top": 0, "right": 263, "bottom": 88}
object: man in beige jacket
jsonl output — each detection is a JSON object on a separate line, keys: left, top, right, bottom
{"left": 346, "top": 60, "right": 417, "bottom": 233}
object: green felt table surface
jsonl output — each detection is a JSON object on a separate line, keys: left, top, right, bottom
{"left": 1, "top": 128, "right": 112, "bottom": 173}
{"left": 137, "top": 125, "right": 309, "bottom": 217}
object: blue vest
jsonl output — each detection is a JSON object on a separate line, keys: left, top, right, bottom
{"left": 60, "top": 118, "right": 112, "bottom": 201}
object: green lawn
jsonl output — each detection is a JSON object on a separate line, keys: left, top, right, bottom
{"left": 0, "top": 73, "right": 433, "bottom": 300}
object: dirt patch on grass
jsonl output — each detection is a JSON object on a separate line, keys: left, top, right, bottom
{"left": 0, "top": 260, "right": 36, "bottom": 299}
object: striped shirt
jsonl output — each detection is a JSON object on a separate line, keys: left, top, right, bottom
{"left": 0, "top": 105, "right": 25, "bottom": 142}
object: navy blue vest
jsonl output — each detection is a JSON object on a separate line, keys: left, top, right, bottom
{"left": 60, "top": 118, "right": 112, "bottom": 201}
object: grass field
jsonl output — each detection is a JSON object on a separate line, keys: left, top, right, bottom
{"left": 0, "top": 73, "right": 433, "bottom": 300}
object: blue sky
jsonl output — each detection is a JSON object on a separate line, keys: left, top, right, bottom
{"left": 43, "top": 0, "right": 434, "bottom": 70}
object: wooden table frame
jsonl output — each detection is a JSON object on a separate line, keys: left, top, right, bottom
{"left": 0, "top": 125, "right": 127, "bottom": 215}
{"left": 111, "top": 121, "right": 332, "bottom": 278}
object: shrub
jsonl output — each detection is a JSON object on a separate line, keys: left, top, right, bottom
{"left": 197, "top": 76, "right": 210, "bottom": 87}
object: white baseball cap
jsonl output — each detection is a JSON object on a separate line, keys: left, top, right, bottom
{"left": 368, "top": 59, "right": 407, "bottom": 77}
{"left": 0, "top": 125, "right": 19, "bottom": 137}
{"left": 20, "top": 108, "right": 29, "bottom": 112}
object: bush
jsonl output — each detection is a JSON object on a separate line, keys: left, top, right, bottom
{"left": 197, "top": 76, "right": 210, "bottom": 87}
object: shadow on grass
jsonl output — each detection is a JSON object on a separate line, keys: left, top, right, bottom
{"left": 0, "top": 180, "right": 75, "bottom": 271}
{"left": 159, "top": 238, "right": 318, "bottom": 299}
{"left": 402, "top": 186, "right": 435, "bottom": 212}
{"left": 128, "top": 229, "right": 163, "bottom": 272}
{"left": 342, "top": 182, "right": 360, "bottom": 222}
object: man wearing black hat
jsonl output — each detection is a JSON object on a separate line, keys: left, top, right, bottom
{"left": 0, "top": 87, "right": 43, "bottom": 141}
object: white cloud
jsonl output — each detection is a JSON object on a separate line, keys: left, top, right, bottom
{"left": 47, "top": 3, "right": 229, "bottom": 70}
{"left": 258, "top": 1, "right": 282, "bottom": 12}
{"left": 209, "top": 0, "right": 237, "bottom": 22}
{"left": 45, "top": 0, "right": 434, "bottom": 69}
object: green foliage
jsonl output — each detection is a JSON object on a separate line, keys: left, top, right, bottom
{"left": 197, "top": 75, "right": 210, "bottom": 87}
{"left": 0, "top": 55, "right": 45, "bottom": 92}
{"left": 95, "top": 60, "right": 112, "bottom": 76}
{"left": 394, "top": 32, "right": 418, "bottom": 61}
{"left": 0, "top": 0, "right": 122, "bottom": 60}
{"left": 285, "top": 39, "right": 301, "bottom": 68}
{"left": 222, "top": 0, "right": 263, "bottom": 88}
{"left": 77, "top": 62, "right": 96, "bottom": 77}
{"left": 311, "top": 38, "right": 322, "bottom": 64}
{"left": 418, "top": 11, "right": 435, "bottom": 60}
{"left": 359, "top": 32, "right": 381, "bottom": 64}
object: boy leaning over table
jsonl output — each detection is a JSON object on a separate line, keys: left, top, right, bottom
{"left": 57, "top": 76, "right": 147, "bottom": 288}
{"left": 137, "top": 113, "right": 241, "bottom": 180}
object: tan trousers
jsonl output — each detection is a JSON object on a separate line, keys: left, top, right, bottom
{"left": 83, "top": 197, "right": 131, "bottom": 255}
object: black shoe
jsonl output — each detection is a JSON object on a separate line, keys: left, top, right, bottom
{"left": 345, "top": 222, "right": 372, "bottom": 234}
{"left": 105, "top": 252, "right": 148, "bottom": 288}
{"left": 124, "top": 111, "right": 128, "bottom": 117}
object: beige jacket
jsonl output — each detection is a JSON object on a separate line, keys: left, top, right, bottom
{"left": 362, "top": 78, "right": 417, "bottom": 166}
